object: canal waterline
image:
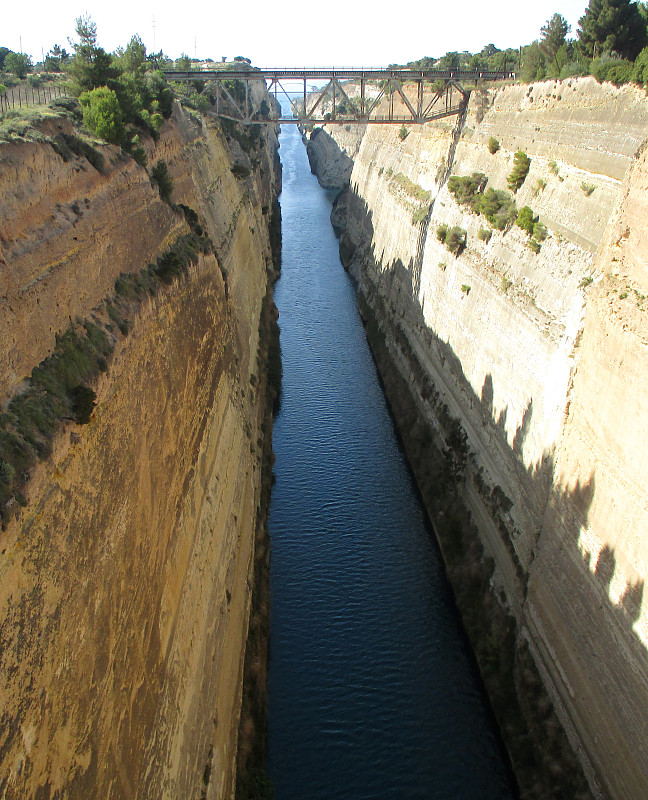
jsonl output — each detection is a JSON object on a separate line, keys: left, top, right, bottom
{"left": 266, "top": 124, "right": 516, "bottom": 799}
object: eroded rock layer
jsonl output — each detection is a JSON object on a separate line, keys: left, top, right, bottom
{"left": 0, "top": 103, "right": 279, "bottom": 799}
{"left": 314, "top": 77, "right": 648, "bottom": 799}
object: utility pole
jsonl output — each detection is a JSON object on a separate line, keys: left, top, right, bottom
{"left": 152, "top": 15, "right": 156, "bottom": 53}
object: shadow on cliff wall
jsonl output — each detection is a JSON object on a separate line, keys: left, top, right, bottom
{"left": 338, "top": 188, "right": 646, "bottom": 799}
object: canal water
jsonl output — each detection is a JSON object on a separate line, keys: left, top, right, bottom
{"left": 266, "top": 124, "right": 516, "bottom": 800}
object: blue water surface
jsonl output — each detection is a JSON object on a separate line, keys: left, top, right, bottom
{"left": 266, "top": 125, "right": 516, "bottom": 800}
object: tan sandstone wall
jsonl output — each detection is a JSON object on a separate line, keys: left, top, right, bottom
{"left": 0, "top": 102, "right": 278, "bottom": 799}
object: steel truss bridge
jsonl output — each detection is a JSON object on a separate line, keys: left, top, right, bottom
{"left": 162, "top": 67, "right": 514, "bottom": 125}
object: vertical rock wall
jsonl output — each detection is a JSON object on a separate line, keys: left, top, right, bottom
{"left": 314, "top": 77, "right": 648, "bottom": 799}
{"left": 0, "top": 103, "right": 280, "bottom": 799}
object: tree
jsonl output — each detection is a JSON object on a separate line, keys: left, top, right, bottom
{"left": 633, "top": 44, "right": 648, "bottom": 82}
{"left": 44, "top": 44, "right": 70, "bottom": 72}
{"left": 438, "top": 51, "right": 461, "bottom": 70}
{"left": 113, "top": 35, "right": 147, "bottom": 76}
{"left": 79, "top": 86, "right": 125, "bottom": 145}
{"left": 520, "top": 41, "right": 547, "bottom": 81}
{"left": 175, "top": 54, "right": 192, "bottom": 71}
{"left": 4, "top": 52, "right": 32, "bottom": 79}
{"left": 540, "top": 13, "right": 570, "bottom": 69}
{"left": 578, "top": 0, "right": 648, "bottom": 60}
{"left": 0, "top": 47, "right": 10, "bottom": 71}
{"left": 67, "top": 15, "right": 117, "bottom": 93}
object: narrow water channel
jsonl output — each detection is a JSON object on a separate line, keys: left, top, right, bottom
{"left": 266, "top": 125, "right": 516, "bottom": 800}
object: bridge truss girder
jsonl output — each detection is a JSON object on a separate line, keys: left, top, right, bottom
{"left": 163, "top": 68, "right": 512, "bottom": 126}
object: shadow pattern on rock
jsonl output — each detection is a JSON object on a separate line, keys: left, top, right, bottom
{"left": 331, "top": 187, "right": 648, "bottom": 800}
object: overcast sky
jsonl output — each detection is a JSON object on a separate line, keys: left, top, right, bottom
{"left": 7, "top": 0, "right": 590, "bottom": 67}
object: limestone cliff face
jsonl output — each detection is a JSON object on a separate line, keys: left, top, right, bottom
{"left": 305, "top": 126, "right": 363, "bottom": 190}
{"left": 0, "top": 102, "right": 279, "bottom": 799}
{"left": 316, "top": 78, "right": 648, "bottom": 799}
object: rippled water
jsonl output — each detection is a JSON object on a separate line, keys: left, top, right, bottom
{"left": 266, "top": 125, "right": 516, "bottom": 800}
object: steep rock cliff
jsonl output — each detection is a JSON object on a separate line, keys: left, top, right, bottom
{"left": 0, "top": 101, "right": 280, "bottom": 799}
{"left": 305, "top": 125, "right": 363, "bottom": 190}
{"left": 316, "top": 77, "right": 648, "bottom": 799}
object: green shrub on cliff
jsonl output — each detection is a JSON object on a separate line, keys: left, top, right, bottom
{"left": 478, "top": 188, "right": 517, "bottom": 230}
{"left": 446, "top": 227, "right": 467, "bottom": 254}
{"left": 79, "top": 86, "right": 125, "bottom": 145}
{"left": 392, "top": 172, "right": 431, "bottom": 203}
{"left": 633, "top": 46, "right": 648, "bottom": 85}
{"left": 591, "top": 57, "right": 634, "bottom": 85}
{"left": 151, "top": 159, "right": 174, "bottom": 202}
{"left": 448, "top": 172, "right": 487, "bottom": 212}
{"left": 533, "top": 222, "right": 548, "bottom": 241}
{"left": 507, "top": 150, "right": 531, "bottom": 192}
{"left": 516, "top": 205, "right": 536, "bottom": 234}
{"left": 437, "top": 224, "right": 467, "bottom": 255}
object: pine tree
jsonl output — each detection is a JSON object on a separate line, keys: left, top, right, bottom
{"left": 540, "top": 14, "right": 571, "bottom": 69}
{"left": 578, "top": 0, "right": 648, "bottom": 60}
{"left": 66, "top": 15, "right": 117, "bottom": 94}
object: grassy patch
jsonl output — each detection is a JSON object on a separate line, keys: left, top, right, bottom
{"left": 391, "top": 172, "right": 431, "bottom": 203}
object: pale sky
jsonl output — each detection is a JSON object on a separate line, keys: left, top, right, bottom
{"left": 6, "top": 0, "right": 590, "bottom": 67}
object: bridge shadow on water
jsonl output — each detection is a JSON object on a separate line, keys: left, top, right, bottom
{"left": 338, "top": 188, "right": 648, "bottom": 799}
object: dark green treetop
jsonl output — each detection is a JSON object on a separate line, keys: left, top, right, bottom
{"left": 67, "top": 14, "right": 117, "bottom": 93}
{"left": 578, "top": 0, "right": 648, "bottom": 60}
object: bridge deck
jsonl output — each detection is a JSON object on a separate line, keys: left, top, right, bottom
{"left": 162, "top": 67, "right": 515, "bottom": 125}
{"left": 164, "top": 67, "right": 514, "bottom": 82}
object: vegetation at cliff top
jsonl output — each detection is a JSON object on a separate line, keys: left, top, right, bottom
{"left": 395, "top": 0, "right": 648, "bottom": 88}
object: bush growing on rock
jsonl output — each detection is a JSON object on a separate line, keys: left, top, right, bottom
{"left": 507, "top": 150, "right": 531, "bottom": 192}
{"left": 516, "top": 205, "right": 536, "bottom": 234}
{"left": 446, "top": 227, "right": 467, "bottom": 254}
{"left": 436, "top": 225, "right": 467, "bottom": 255}
{"left": 591, "top": 57, "right": 634, "bottom": 85}
{"left": 79, "top": 86, "right": 125, "bottom": 146}
{"left": 632, "top": 47, "right": 648, "bottom": 85}
{"left": 479, "top": 188, "right": 517, "bottom": 230}
{"left": 150, "top": 159, "right": 174, "bottom": 202}
{"left": 487, "top": 136, "right": 500, "bottom": 154}
{"left": 533, "top": 222, "right": 548, "bottom": 241}
{"left": 448, "top": 172, "right": 487, "bottom": 212}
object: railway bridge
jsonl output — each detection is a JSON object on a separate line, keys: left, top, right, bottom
{"left": 162, "top": 66, "right": 514, "bottom": 125}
